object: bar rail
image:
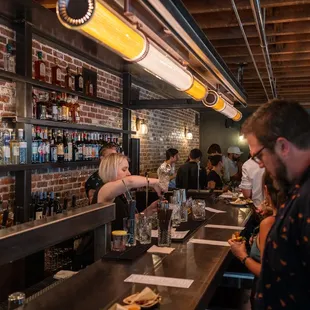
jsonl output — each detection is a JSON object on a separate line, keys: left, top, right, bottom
{"left": 0, "top": 203, "right": 115, "bottom": 266}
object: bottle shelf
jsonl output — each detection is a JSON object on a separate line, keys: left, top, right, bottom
{"left": 0, "top": 160, "right": 100, "bottom": 173}
{"left": 15, "top": 117, "right": 135, "bottom": 135}
{"left": 0, "top": 69, "right": 123, "bottom": 110}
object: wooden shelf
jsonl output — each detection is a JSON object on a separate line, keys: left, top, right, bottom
{"left": 0, "top": 160, "right": 100, "bottom": 173}
{"left": 0, "top": 69, "right": 123, "bottom": 109}
{"left": 15, "top": 117, "right": 135, "bottom": 135}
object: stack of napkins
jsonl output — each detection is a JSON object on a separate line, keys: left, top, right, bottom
{"left": 53, "top": 270, "right": 78, "bottom": 280}
{"left": 147, "top": 245, "right": 175, "bottom": 254}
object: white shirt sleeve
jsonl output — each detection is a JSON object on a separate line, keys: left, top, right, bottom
{"left": 240, "top": 162, "right": 252, "bottom": 190}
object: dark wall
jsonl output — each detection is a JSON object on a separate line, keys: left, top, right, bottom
{"left": 199, "top": 109, "right": 251, "bottom": 165}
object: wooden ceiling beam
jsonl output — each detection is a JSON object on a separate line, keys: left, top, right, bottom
{"left": 193, "top": 4, "right": 310, "bottom": 29}
{"left": 223, "top": 52, "right": 310, "bottom": 62}
{"left": 205, "top": 21, "right": 310, "bottom": 40}
{"left": 228, "top": 60, "right": 310, "bottom": 69}
{"left": 183, "top": 0, "right": 310, "bottom": 14}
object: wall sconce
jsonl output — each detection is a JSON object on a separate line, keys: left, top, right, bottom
{"left": 239, "top": 134, "right": 244, "bottom": 142}
{"left": 184, "top": 126, "right": 193, "bottom": 140}
{"left": 136, "top": 118, "right": 148, "bottom": 135}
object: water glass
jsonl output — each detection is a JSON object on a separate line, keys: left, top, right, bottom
{"left": 123, "top": 218, "right": 136, "bottom": 247}
{"left": 8, "top": 292, "right": 25, "bottom": 309}
{"left": 138, "top": 214, "right": 152, "bottom": 244}
{"left": 111, "top": 230, "right": 127, "bottom": 252}
{"left": 180, "top": 202, "right": 188, "bottom": 222}
{"left": 192, "top": 200, "right": 206, "bottom": 221}
{"left": 158, "top": 220, "right": 171, "bottom": 247}
{"left": 170, "top": 196, "right": 181, "bottom": 227}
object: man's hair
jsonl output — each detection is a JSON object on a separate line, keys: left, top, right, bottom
{"left": 99, "top": 143, "right": 117, "bottom": 157}
{"left": 99, "top": 153, "right": 128, "bottom": 183}
{"left": 207, "top": 144, "right": 222, "bottom": 155}
{"left": 189, "top": 148, "right": 202, "bottom": 160}
{"left": 166, "top": 148, "right": 179, "bottom": 160}
{"left": 209, "top": 155, "right": 222, "bottom": 166}
{"left": 242, "top": 100, "right": 310, "bottom": 150}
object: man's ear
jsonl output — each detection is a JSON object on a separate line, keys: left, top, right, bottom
{"left": 274, "top": 137, "right": 290, "bottom": 158}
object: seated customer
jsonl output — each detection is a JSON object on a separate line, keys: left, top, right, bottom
{"left": 206, "top": 155, "right": 224, "bottom": 190}
{"left": 95, "top": 153, "right": 163, "bottom": 230}
{"left": 176, "top": 148, "right": 207, "bottom": 190}
{"left": 85, "top": 143, "right": 117, "bottom": 204}
{"left": 157, "top": 148, "right": 179, "bottom": 190}
{"left": 228, "top": 172, "right": 281, "bottom": 307}
{"left": 206, "top": 143, "right": 222, "bottom": 175}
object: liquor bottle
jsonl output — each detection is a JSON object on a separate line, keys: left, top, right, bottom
{"left": 32, "top": 127, "right": 41, "bottom": 163}
{"left": 10, "top": 132, "right": 19, "bottom": 165}
{"left": 50, "top": 129, "right": 57, "bottom": 163}
{"left": 63, "top": 196, "right": 68, "bottom": 213}
{"left": 77, "top": 132, "right": 83, "bottom": 161}
{"left": 51, "top": 58, "right": 62, "bottom": 86}
{"left": 72, "top": 132, "right": 78, "bottom": 162}
{"left": 37, "top": 127, "right": 45, "bottom": 163}
{"left": 32, "top": 91, "right": 38, "bottom": 119}
{"left": 43, "top": 192, "right": 50, "bottom": 218}
{"left": 18, "top": 129, "right": 27, "bottom": 164}
{"left": 49, "top": 192, "right": 55, "bottom": 216}
{"left": 56, "top": 130, "right": 64, "bottom": 163}
{"left": 75, "top": 67, "right": 84, "bottom": 92}
{"left": 56, "top": 93, "right": 63, "bottom": 122}
{"left": 29, "top": 193, "right": 35, "bottom": 221}
{"left": 63, "top": 131, "right": 68, "bottom": 162}
{"left": 35, "top": 192, "right": 44, "bottom": 220}
{"left": 60, "top": 93, "right": 69, "bottom": 122}
{"left": 85, "top": 80, "right": 94, "bottom": 96}
{"left": 55, "top": 193, "right": 62, "bottom": 214}
{"left": 73, "top": 101, "right": 80, "bottom": 123}
{"left": 34, "top": 51, "right": 46, "bottom": 82}
{"left": 43, "top": 128, "right": 50, "bottom": 163}
{"left": 37, "top": 94, "right": 47, "bottom": 120}
{"left": 4, "top": 43, "right": 15, "bottom": 72}
{"left": 82, "top": 133, "right": 87, "bottom": 161}
{"left": 1, "top": 205, "right": 8, "bottom": 229}
{"left": 51, "top": 92, "right": 58, "bottom": 121}
{"left": 66, "top": 96, "right": 73, "bottom": 123}
{"left": 67, "top": 132, "right": 73, "bottom": 162}
{"left": 0, "top": 131, "right": 4, "bottom": 165}
{"left": 3, "top": 124, "right": 11, "bottom": 165}
{"left": 65, "top": 67, "right": 74, "bottom": 90}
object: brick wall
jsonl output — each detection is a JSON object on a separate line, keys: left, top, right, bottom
{"left": 0, "top": 23, "right": 200, "bottom": 208}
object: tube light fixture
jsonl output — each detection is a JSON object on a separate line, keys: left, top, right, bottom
{"left": 203, "top": 90, "right": 242, "bottom": 121}
{"left": 185, "top": 78, "right": 208, "bottom": 101}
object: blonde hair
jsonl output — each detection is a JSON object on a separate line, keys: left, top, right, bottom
{"left": 98, "top": 153, "right": 128, "bottom": 183}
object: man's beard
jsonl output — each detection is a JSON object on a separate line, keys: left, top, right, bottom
{"left": 274, "top": 155, "right": 291, "bottom": 194}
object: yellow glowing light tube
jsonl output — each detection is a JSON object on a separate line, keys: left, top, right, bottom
{"left": 203, "top": 90, "right": 242, "bottom": 121}
{"left": 185, "top": 78, "right": 208, "bottom": 101}
{"left": 57, "top": 0, "right": 147, "bottom": 61}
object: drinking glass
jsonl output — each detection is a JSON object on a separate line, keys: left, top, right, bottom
{"left": 180, "top": 202, "right": 188, "bottom": 222}
{"left": 170, "top": 196, "right": 181, "bottom": 227}
{"left": 8, "top": 292, "right": 25, "bottom": 310}
{"left": 123, "top": 218, "right": 136, "bottom": 247}
{"left": 138, "top": 214, "right": 152, "bottom": 244}
{"left": 192, "top": 200, "right": 206, "bottom": 221}
{"left": 158, "top": 220, "right": 171, "bottom": 247}
{"left": 111, "top": 230, "right": 127, "bottom": 252}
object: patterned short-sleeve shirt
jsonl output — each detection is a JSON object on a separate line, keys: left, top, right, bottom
{"left": 85, "top": 170, "right": 103, "bottom": 198}
{"left": 256, "top": 166, "right": 310, "bottom": 309}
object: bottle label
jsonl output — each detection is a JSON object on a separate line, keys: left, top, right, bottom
{"left": 68, "top": 142, "right": 73, "bottom": 161}
{"left": 9, "top": 57, "right": 15, "bottom": 73}
{"left": 35, "top": 211, "right": 43, "bottom": 220}
{"left": 56, "top": 68, "right": 61, "bottom": 81}
{"left": 40, "top": 63, "right": 45, "bottom": 76}
{"left": 19, "top": 148, "right": 27, "bottom": 164}
{"left": 75, "top": 111, "right": 80, "bottom": 122}
{"left": 13, "top": 145, "right": 19, "bottom": 156}
{"left": 62, "top": 106, "right": 69, "bottom": 121}
{"left": 57, "top": 143, "right": 64, "bottom": 155}
{"left": 4, "top": 146, "right": 10, "bottom": 159}
{"left": 52, "top": 104, "right": 58, "bottom": 116}
{"left": 79, "top": 76, "right": 83, "bottom": 89}
{"left": 51, "top": 146, "right": 57, "bottom": 162}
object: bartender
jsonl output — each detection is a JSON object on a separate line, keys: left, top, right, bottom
{"left": 176, "top": 148, "right": 207, "bottom": 190}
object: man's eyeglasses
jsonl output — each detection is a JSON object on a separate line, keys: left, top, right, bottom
{"left": 251, "top": 146, "right": 265, "bottom": 164}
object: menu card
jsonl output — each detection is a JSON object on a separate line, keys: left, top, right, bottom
{"left": 124, "top": 274, "right": 194, "bottom": 288}
{"left": 205, "top": 207, "right": 227, "bottom": 214}
{"left": 151, "top": 229, "right": 189, "bottom": 239}
{"left": 189, "top": 239, "right": 230, "bottom": 247}
{"left": 205, "top": 224, "right": 244, "bottom": 230}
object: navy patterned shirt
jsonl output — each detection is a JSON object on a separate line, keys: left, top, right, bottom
{"left": 256, "top": 166, "right": 310, "bottom": 309}
{"left": 85, "top": 170, "right": 103, "bottom": 199}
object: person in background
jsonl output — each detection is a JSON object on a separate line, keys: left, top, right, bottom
{"left": 228, "top": 172, "right": 280, "bottom": 309}
{"left": 206, "top": 144, "right": 222, "bottom": 174}
{"left": 242, "top": 99, "right": 310, "bottom": 309}
{"left": 240, "top": 157, "right": 265, "bottom": 208}
{"left": 95, "top": 153, "right": 163, "bottom": 230}
{"left": 223, "top": 146, "right": 243, "bottom": 183}
{"left": 157, "top": 148, "right": 179, "bottom": 190}
{"left": 176, "top": 148, "right": 207, "bottom": 190}
{"left": 206, "top": 155, "right": 226, "bottom": 190}
{"left": 85, "top": 143, "right": 117, "bottom": 204}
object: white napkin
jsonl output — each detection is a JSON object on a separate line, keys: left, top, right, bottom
{"left": 53, "top": 270, "right": 78, "bottom": 280}
{"left": 147, "top": 245, "right": 175, "bottom": 254}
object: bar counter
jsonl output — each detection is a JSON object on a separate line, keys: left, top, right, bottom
{"left": 23, "top": 198, "right": 252, "bottom": 310}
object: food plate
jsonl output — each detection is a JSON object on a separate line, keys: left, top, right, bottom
{"left": 123, "top": 287, "right": 161, "bottom": 309}
{"left": 230, "top": 199, "right": 248, "bottom": 206}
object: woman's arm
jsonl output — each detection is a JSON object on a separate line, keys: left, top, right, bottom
{"left": 97, "top": 176, "right": 162, "bottom": 204}
{"left": 258, "top": 216, "right": 275, "bottom": 262}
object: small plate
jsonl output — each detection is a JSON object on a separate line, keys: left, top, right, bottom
{"left": 230, "top": 201, "right": 248, "bottom": 206}
{"left": 123, "top": 293, "right": 161, "bottom": 309}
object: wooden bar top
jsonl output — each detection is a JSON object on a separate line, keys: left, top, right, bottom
{"left": 23, "top": 197, "right": 252, "bottom": 310}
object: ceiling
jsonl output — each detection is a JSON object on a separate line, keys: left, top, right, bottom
{"left": 35, "top": 0, "right": 310, "bottom": 108}
{"left": 182, "top": 0, "right": 310, "bottom": 107}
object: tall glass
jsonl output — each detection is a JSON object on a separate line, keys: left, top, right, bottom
{"left": 8, "top": 292, "right": 25, "bottom": 310}
{"left": 180, "top": 202, "right": 188, "bottom": 222}
{"left": 170, "top": 196, "right": 181, "bottom": 227}
{"left": 192, "top": 200, "right": 206, "bottom": 221}
{"left": 138, "top": 214, "right": 152, "bottom": 244}
{"left": 123, "top": 218, "right": 136, "bottom": 247}
{"left": 158, "top": 220, "right": 171, "bottom": 247}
